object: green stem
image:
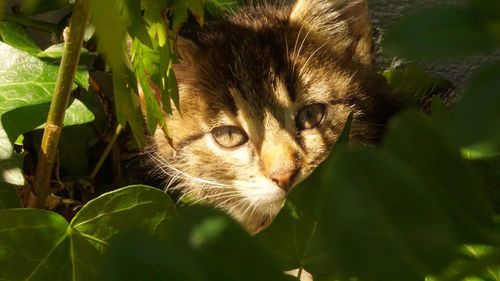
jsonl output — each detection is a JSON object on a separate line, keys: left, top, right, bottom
{"left": 32, "top": 0, "right": 90, "bottom": 209}
{"left": 1, "top": 13, "right": 57, "bottom": 33}
{"left": 90, "top": 124, "right": 123, "bottom": 179}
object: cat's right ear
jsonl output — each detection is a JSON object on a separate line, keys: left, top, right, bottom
{"left": 176, "top": 36, "right": 200, "bottom": 64}
{"left": 289, "top": 0, "right": 372, "bottom": 65}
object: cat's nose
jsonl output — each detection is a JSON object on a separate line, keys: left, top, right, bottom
{"left": 270, "top": 170, "right": 297, "bottom": 192}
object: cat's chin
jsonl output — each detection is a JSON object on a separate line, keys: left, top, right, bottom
{"left": 230, "top": 193, "right": 286, "bottom": 235}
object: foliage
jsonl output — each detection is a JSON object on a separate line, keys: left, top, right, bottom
{"left": 0, "top": 0, "right": 499, "bottom": 280}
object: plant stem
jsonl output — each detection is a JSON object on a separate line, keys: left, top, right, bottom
{"left": 90, "top": 124, "right": 123, "bottom": 179}
{"left": 32, "top": 0, "right": 90, "bottom": 209}
{"left": 1, "top": 13, "right": 57, "bottom": 32}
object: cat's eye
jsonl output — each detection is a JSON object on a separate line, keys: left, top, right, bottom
{"left": 211, "top": 126, "right": 249, "bottom": 148}
{"left": 296, "top": 103, "right": 326, "bottom": 130}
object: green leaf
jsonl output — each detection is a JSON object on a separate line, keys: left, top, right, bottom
{"left": 447, "top": 62, "right": 500, "bottom": 159}
{"left": 0, "top": 185, "right": 176, "bottom": 280}
{"left": 0, "top": 209, "right": 71, "bottom": 281}
{"left": 0, "top": 21, "right": 41, "bottom": 56}
{"left": 383, "top": 111, "right": 495, "bottom": 243}
{"left": 104, "top": 205, "right": 288, "bottom": 281}
{"left": 186, "top": 0, "right": 205, "bottom": 26}
{"left": 0, "top": 179, "right": 22, "bottom": 209}
{"left": 132, "top": 39, "right": 164, "bottom": 133}
{"left": 113, "top": 67, "right": 147, "bottom": 146}
{"left": 119, "top": 0, "right": 153, "bottom": 48}
{"left": 383, "top": 64, "right": 450, "bottom": 107}
{"left": 0, "top": 41, "right": 92, "bottom": 207}
{"left": 171, "top": 0, "right": 189, "bottom": 33}
{"left": 383, "top": 4, "right": 500, "bottom": 60}
{"left": 321, "top": 147, "right": 456, "bottom": 281}
{"left": 2, "top": 99, "right": 95, "bottom": 143}
{"left": 89, "top": 0, "right": 127, "bottom": 72}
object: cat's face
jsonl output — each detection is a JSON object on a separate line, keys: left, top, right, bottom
{"left": 152, "top": 0, "right": 381, "bottom": 233}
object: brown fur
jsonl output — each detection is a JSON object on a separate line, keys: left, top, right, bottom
{"left": 150, "top": 0, "right": 390, "bottom": 233}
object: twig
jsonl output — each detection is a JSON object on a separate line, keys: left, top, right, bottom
{"left": 90, "top": 124, "right": 123, "bottom": 179}
{"left": 31, "top": 0, "right": 90, "bottom": 209}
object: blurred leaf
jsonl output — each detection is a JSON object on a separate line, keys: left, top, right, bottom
{"left": 0, "top": 185, "right": 176, "bottom": 280}
{"left": 384, "top": 111, "right": 495, "bottom": 243}
{"left": 321, "top": 147, "right": 456, "bottom": 281}
{"left": 186, "top": 0, "right": 205, "bottom": 26}
{"left": 89, "top": 0, "right": 127, "bottom": 72}
{"left": 447, "top": 62, "right": 500, "bottom": 159}
{"left": 383, "top": 4, "right": 500, "bottom": 60}
{"left": 383, "top": 64, "right": 451, "bottom": 107}
{"left": 103, "top": 205, "right": 288, "bottom": 281}
{"left": 170, "top": 0, "right": 188, "bottom": 33}
{"left": 0, "top": 21, "right": 40, "bottom": 55}
{"left": 119, "top": 0, "right": 153, "bottom": 48}
{"left": 18, "top": 0, "right": 72, "bottom": 16}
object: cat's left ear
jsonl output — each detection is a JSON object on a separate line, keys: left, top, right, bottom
{"left": 290, "top": 0, "right": 372, "bottom": 65}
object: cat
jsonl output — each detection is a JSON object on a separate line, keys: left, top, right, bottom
{"left": 149, "top": 0, "right": 393, "bottom": 234}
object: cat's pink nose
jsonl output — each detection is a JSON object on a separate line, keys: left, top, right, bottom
{"left": 270, "top": 171, "right": 297, "bottom": 192}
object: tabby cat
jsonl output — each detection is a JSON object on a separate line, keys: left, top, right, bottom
{"left": 150, "top": 0, "right": 392, "bottom": 234}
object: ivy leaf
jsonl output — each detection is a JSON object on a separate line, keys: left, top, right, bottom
{"left": 0, "top": 41, "right": 92, "bottom": 206}
{"left": 0, "top": 185, "right": 176, "bottom": 280}
{"left": 0, "top": 21, "right": 41, "bottom": 56}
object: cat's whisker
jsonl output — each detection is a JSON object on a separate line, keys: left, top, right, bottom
{"left": 299, "top": 41, "right": 329, "bottom": 75}
{"left": 190, "top": 190, "right": 241, "bottom": 205}
{"left": 148, "top": 151, "right": 229, "bottom": 188}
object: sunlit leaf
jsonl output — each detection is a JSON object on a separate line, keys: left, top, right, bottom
{"left": 120, "top": 0, "right": 153, "bottom": 48}
{"left": 132, "top": 39, "right": 164, "bottom": 133}
{"left": 89, "top": 0, "right": 127, "bottom": 72}
{"left": 0, "top": 21, "right": 40, "bottom": 55}
{"left": 0, "top": 41, "right": 92, "bottom": 198}
{"left": 113, "top": 67, "right": 147, "bottom": 146}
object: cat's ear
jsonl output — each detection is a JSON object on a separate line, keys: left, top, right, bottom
{"left": 176, "top": 36, "right": 200, "bottom": 64}
{"left": 290, "top": 0, "right": 372, "bottom": 65}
